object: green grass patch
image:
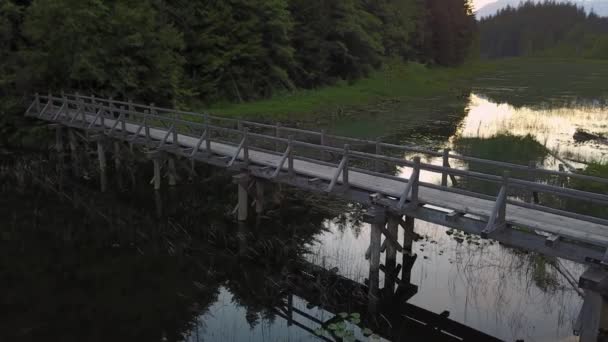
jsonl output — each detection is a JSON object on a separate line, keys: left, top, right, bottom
{"left": 453, "top": 133, "right": 549, "bottom": 166}
{"left": 199, "top": 61, "right": 490, "bottom": 122}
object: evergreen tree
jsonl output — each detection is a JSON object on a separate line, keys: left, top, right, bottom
{"left": 479, "top": 1, "right": 608, "bottom": 59}
{"left": 21, "top": 0, "right": 185, "bottom": 103}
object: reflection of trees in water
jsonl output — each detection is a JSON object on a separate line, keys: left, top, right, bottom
{"left": 0, "top": 153, "right": 336, "bottom": 341}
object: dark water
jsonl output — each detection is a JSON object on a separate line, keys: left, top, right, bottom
{"left": 2, "top": 61, "right": 608, "bottom": 342}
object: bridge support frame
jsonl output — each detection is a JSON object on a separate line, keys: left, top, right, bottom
{"left": 96, "top": 139, "right": 107, "bottom": 192}
{"left": 233, "top": 174, "right": 250, "bottom": 222}
{"left": 577, "top": 267, "right": 608, "bottom": 342}
{"left": 364, "top": 206, "right": 386, "bottom": 313}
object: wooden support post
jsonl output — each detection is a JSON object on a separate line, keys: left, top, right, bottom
{"left": 68, "top": 129, "right": 78, "bottom": 175}
{"left": 153, "top": 158, "right": 161, "bottom": 191}
{"left": 401, "top": 216, "right": 416, "bottom": 283}
{"left": 120, "top": 106, "right": 127, "bottom": 138}
{"left": 113, "top": 141, "right": 121, "bottom": 170}
{"left": 55, "top": 126, "right": 64, "bottom": 153}
{"left": 375, "top": 138, "right": 382, "bottom": 172}
{"left": 205, "top": 114, "right": 212, "bottom": 152}
{"left": 482, "top": 171, "right": 509, "bottom": 238}
{"left": 529, "top": 161, "right": 540, "bottom": 204}
{"left": 499, "top": 171, "right": 509, "bottom": 223}
{"left": 342, "top": 144, "right": 350, "bottom": 187}
{"left": 275, "top": 123, "right": 282, "bottom": 152}
{"left": 97, "top": 140, "right": 107, "bottom": 193}
{"left": 288, "top": 135, "right": 294, "bottom": 177}
{"left": 234, "top": 174, "right": 249, "bottom": 222}
{"left": 442, "top": 148, "right": 450, "bottom": 187}
{"left": 243, "top": 128, "right": 249, "bottom": 166}
{"left": 385, "top": 214, "right": 400, "bottom": 293}
{"left": 255, "top": 180, "right": 264, "bottom": 215}
{"left": 35, "top": 93, "right": 41, "bottom": 113}
{"left": 144, "top": 110, "right": 151, "bottom": 144}
{"left": 287, "top": 293, "right": 294, "bottom": 326}
{"left": 364, "top": 207, "right": 385, "bottom": 313}
{"left": 577, "top": 268, "right": 608, "bottom": 342}
{"left": 411, "top": 157, "right": 420, "bottom": 206}
{"left": 320, "top": 129, "right": 327, "bottom": 161}
{"left": 168, "top": 156, "right": 177, "bottom": 187}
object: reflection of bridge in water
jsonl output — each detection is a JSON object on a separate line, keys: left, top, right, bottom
{"left": 25, "top": 93, "right": 608, "bottom": 341}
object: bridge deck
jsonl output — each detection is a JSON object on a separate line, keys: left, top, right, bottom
{"left": 82, "top": 111, "right": 608, "bottom": 247}
{"left": 26, "top": 93, "right": 608, "bottom": 265}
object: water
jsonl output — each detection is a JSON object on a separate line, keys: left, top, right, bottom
{"left": 2, "top": 61, "right": 607, "bottom": 341}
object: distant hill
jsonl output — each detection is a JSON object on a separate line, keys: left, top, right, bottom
{"left": 477, "top": 0, "right": 608, "bottom": 18}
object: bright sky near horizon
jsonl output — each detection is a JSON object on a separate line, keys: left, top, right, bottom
{"left": 474, "top": 0, "right": 497, "bottom": 10}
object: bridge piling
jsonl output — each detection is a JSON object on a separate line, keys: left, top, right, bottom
{"left": 113, "top": 141, "right": 121, "bottom": 170}
{"left": 385, "top": 214, "right": 400, "bottom": 293}
{"left": 168, "top": 156, "right": 177, "bottom": 187}
{"left": 96, "top": 139, "right": 107, "bottom": 192}
{"left": 153, "top": 158, "right": 162, "bottom": 191}
{"left": 364, "top": 206, "right": 386, "bottom": 313}
{"left": 68, "top": 129, "right": 80, "bottom": 176}
{"left": 401, "top": 216, "right": 416, "bottom": 283}
{"left": 577, "top": 267, "right": 608, "bottom": 342}
{"left": 55, "top": 125, "right": 64, "bottom": 154}
{"left": 234, "top": 174, "right": 250, "bottom": 221}
{"left": 255, "top": 180, "right": 265, "bottom": 215}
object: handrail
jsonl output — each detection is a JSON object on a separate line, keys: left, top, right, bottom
{"left": 32, "top": 93, "right": 608, "bottom": 226}
{"left": 40, "top": 93, "right": 608, "bottom": 187}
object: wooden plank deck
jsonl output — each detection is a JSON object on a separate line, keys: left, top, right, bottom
{"left": 41, "top": 106, "right": 608, "bottom": 249}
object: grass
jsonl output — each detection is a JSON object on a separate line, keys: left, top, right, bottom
{"left": 201, "top": 61, "right": 492, "bottom": 122}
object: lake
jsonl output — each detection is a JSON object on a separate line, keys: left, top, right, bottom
{"left": 1, "top": 60, "right": 607, "bottom": 342}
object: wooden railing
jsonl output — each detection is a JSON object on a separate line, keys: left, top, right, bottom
{"left": 28, "top": 93, "right": 608, "bottom": 230}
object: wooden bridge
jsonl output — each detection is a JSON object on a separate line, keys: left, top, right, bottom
{"left": 25, "top": 93, "right": 608, "bottom": 341}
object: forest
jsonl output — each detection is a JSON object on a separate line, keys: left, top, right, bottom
{"left": 0, "top": 0, "right": 476, "bottom": 144}
{"left": 479, "top": 1, "right": 608, "bottom": 59}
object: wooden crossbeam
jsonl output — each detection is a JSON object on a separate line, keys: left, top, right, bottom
{"left": 190, "top": 130, "right": 209, "bottom": 157}
{"left": 272, "top": 145, "right": 292, "bottom": 178}
{"left": 228, "top": 135, "right": 247, "bottom": 167}
{"left": 327, "top": 156, "right": 347, "bottom": 193}
{"left": 481, "top": 184, "right": 507, "bottom": 238}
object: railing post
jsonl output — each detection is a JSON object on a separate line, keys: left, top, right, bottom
{"left": 150, "top": 103, "right": 156, "bottom": 116}
{"left": 288, "top": 135, "right": 294, "bottom": 177}
{"left": 237, "top": 120, "right": 243, "bottom": 132}
{"left": 61, "top": 93, "right": 68, "bottom": 121}
{"left": 499, "top": 171, "right": 509, "bottom": 224}
{"left": 529, "top": 161, "right": 540, "bottom": 204}
{"left": 172, "top": 119, "right": 178, "bottom": 146}
{"left": 275, "top": 123, "right": 282, "bottom": 152}
{"left": 205, "top": 114, "right": 211, "bottom": 152}
{"left": 375, "top": 137, "right": 382, "bottom": 172}
{"left": 35, "top": 93, "right": 41, "bottom": 113}
{"left": 120, "top": 106, "right": 127, "bottom": 138}
{"left": 243, "top": 128, "right": 249, "bottom": 165}
{"left": 109, "top": 96, "right": 115, "bottom": 117}
{"left": 144, "top": 110, "right": 150, "bottom": 143}
{"left": 343, "top": 144, "right": 350, "bottom": 187}
{"left": 320, "top": 129, "right": 327, "bottom": 160}
{"left": 411, "top": 157, "right": 421, "bottom": 207}
{"left": 90, "top": 94, "right": 97, "bottom": 122}
{"left": 442, "top": 148, "right": 450, "bottom": 186}
{"left": 47, "top": 92, "right": 52, "bottom": 113}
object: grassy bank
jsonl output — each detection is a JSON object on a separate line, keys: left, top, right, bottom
{"left": 203, "top": 61, "right": 492, "bottom": 122}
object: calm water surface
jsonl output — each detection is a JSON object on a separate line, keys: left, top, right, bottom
{"left": 2, "top": 62, "right": 607, "bottom": 342}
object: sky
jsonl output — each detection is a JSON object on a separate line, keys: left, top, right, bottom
{"left": 474, "top": 0, "right": 497, "bottom": 10}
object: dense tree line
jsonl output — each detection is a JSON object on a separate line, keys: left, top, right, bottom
{"left": 479, "top": 1, "right": 608, "bottom": 59}
{"left": 1, "top": 0, "right": 476, "bottom": 144}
